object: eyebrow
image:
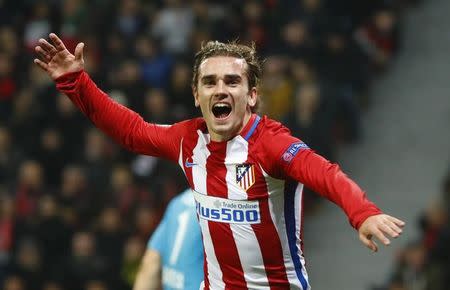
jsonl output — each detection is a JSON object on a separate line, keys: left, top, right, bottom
{"left": 200, "top": 74, "right": 243, "bottom": 83}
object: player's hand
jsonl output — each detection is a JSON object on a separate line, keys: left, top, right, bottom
{"left": 34, "top": 33, "right": 84, "bottom": 80}
{"left": 358, "top": 214, "right": 405, "bottom": 252}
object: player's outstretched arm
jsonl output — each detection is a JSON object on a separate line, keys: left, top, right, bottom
{"left": 358, "top": 214, "right": 405, "bottom": 252}
{"left": 34, "top": 33, "right": 84, "bottom": 80}
{"left": 133, "top": 249, "right": 162, "bottom": 290}
{"left": 32, "top": 33, "right": 182, "bottom": 161}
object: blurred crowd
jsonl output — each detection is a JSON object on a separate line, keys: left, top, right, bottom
{"left": 0, "top": 0, "right": 424, "bottom": 290}
{"left": 372, "top": 168, "right": 450, "bottom": 290}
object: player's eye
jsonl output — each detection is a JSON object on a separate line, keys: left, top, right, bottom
{"left": 227, "top": 78, "right": 240, "bottom": 86}
{"left": 202, "top": 79, "right": 215, "bottom": 86}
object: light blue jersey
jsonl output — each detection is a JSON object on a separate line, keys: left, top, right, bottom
{"left": 149, "top": 189, "right": 204, "bottom": 290}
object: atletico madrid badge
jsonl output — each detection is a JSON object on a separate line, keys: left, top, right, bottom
{"left": 236, "top": 163, "right": 255, "bottom": 191}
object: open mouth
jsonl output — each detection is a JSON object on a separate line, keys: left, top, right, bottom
{"left": 212, "top": 103, "right": 232, "bottom": 119}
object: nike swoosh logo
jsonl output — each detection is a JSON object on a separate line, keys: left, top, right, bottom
{"left": 185, "top": 158, "right": 198, "bottom": 168}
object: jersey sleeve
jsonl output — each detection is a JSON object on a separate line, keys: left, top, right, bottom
{"left": 55, "top": 70, "right": 185, "bottom": 162}
{"left": 258, "top": 120, "right": 382, "bottom": 229}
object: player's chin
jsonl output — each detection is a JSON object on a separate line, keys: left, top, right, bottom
{"left": 212, "top": 117, "right": 231, "bottom": 127}
{"left": 211, "top": 122, "right": 231, "bottom": 133}
{"left": 211, "top": 113, "right": 233, "bottom": 128}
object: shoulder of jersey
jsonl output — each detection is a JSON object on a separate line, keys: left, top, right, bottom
{"left": 173, "top": 117, "right": 206, "bottom": 133}
{"left": 253, "top": 116, "right": 290, "bottom": 142}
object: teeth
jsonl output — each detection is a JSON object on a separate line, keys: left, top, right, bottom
{"left": 213, "top": 103, "right": 230, "bottom": 108}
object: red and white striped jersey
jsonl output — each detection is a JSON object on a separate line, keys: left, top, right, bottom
{"left": 57, "top": 71, "right": 382, "bottom": 290}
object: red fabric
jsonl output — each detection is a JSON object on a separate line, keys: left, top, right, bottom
{"left": 56, "top": 70, "right": 185, "bottom": 162}
{"left": 205, "top": 143, "right": 247, "bottom": 289}
{"left": 0, "top": 219, "right": 13, "bottom": 251}
{"left": 246, "top": 121, "right": 290, "bottom": 287}
{"left": 15, "top": 185, "right": 39, "bottom": 218}
{"left": 56, "top": 70, "right": 381, "bottom": 232}
{"left": 0, "top": 77, "right": 16, "bottom": 100}
{"left": 257, "top": 118, "right": 382, "bottom": 229}
{"left": 364, "top": 25, "right": 395, "bottom": 55}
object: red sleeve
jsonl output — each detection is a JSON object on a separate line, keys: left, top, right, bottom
{"left": 259, "top": 120, "right": 382, "bottom": 229}
{"left": 55, "top": 70, "right": 183, "bottom": 162}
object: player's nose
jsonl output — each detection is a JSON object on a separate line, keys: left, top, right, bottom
{"left": 213, "top": 80, "right": 228, "bottom": 98}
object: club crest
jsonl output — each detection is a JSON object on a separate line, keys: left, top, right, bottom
{"left": 236, "top": 163, "right": 255, "bottom": 191}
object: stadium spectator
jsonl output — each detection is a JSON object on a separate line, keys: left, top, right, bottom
{"left": 260, "top": 55, "right": 294, "bottom": 120}
{"left": 121, "top": 236, "right": 146, "bottom": 289}
{"left": 94, "top": 206, "right": 126, "bottom": 277}
{"left": 5, "top": 238, "right": 43, "bottom": 290}
{"left": 0, "top": 53, "right": 17, "bottom": 123}
{"left": 355, "top": 6, "right": 400, "bottom": 71}
{"left": 2, "top": 275, "right": 26, "bottom": 290}
{"left": 373, "top": 167, "right": 450, "bottom": 290}
{"left": 0, "top": 127, "right": 21, "bottom": 187}
{"left": 58, "top": 231, "right": 108, "bottom": 290}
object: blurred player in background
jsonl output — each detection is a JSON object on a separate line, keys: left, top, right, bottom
{"left": 133, "top": 189, "right": 203, "bottom": 290}
{"left": 34, "top": 33, "right": 404, "bottom": 289}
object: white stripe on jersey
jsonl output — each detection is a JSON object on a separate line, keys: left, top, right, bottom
{"left": 192, "top": 130, "right": 210, "bottom": 195}
{"left": 178, "top": 138, "right": 186, "bottom": 174}
{"left": 225, "top": 136, "right": 269, "bottom": 287}
{"left": 191, "top": 131, "right": 225, "bottom": 290}
{"left": 259, "top": 165, "right": 307, "bottom": 290}
{"left": 293, "top": 183, "right": 310, "bottom": 290}
{"left": 198, "top": 218, "right": 225, "bottom": 290}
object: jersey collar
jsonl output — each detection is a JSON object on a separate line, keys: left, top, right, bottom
{"left": 240, "top": 114, "right": 261, "bottom": 141}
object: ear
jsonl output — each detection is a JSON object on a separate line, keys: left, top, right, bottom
{"left": 248, "top": 87, "right": 258, "bottom": 107}
{"left": 192, "top": 85, "right": 200, "bottom": 107}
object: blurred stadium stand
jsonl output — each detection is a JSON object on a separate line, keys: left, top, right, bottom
{"left": 304, "top": 0, "right": 450, "bottom": 289}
